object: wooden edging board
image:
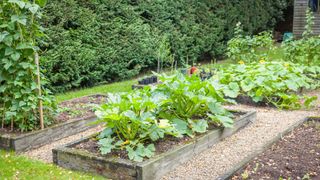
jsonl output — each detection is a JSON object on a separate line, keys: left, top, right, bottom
{"left": 0, "top": 116, "right": 98, "bottom": 152}
{"left": 217, "top": 116, "right": 320, "bottom": 180}
{"left": 0, "top": 94, "right": 107, "bottom": 152}
{"left": 52, "top": 111, "right": 257, "bottom": 180}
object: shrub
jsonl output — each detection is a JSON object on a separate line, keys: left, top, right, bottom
{"left": 41, "top": 0, "right": 289, "bottom": 92}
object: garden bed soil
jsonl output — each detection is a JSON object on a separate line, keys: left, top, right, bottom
{"left": 0, "top": 94, "right": 107, "bottom": 152}
{"left": 73, "top": 112, "right": 245, "bottom": 160}
{"left": 53, "top": 111, "right": 256, "bottom": 180}
{"left": 55, "top": 94, "right": 106, "bottom": 123}
{"left": 232, "top": 118, "right": 320, "bottom": 180}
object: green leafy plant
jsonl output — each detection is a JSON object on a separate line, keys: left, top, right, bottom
{"left": 227, "top": 22, "right": 274, "bottom": 63}
{"left": 95, "top": 91, "right": 180, "bottom": 162}
{"left": 0, "top": 0, "right": 55, "bottom": 132}
{"left": 95, "top": 73, "right": 234, "bottom": 162}
{"left": 282, "top": 8, "right": 320, "bottom": 66}
{"left": 155, "top": 73, "right": 234, "bottom": 135}
{"left": 213, "top": 62, "right": 319, "bottom": 109}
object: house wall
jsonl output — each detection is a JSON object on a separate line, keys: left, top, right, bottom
{"left": 293, "top": 0, "right": 320, "bottom": 38}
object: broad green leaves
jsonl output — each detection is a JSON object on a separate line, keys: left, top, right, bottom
{"left": 214, "top": 62, "right": 319, "bottom": 109}
{"left": 96, "top": 73, "right": 234, "bottom": 162}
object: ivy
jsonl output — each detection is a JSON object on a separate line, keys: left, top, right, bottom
{"left": 0, "top": 0, "right": 55, "bottom": 132}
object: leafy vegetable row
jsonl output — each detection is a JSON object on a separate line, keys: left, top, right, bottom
{"left": 95, "top": 74, "right": 234, "bottom": 162}
{"left": 212, "top": 62, "right": 319, "bottom": 109}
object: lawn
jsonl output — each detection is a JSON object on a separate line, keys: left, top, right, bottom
{"left": 0, "top": 150, "right": 105, "bottom": 180}
{"left": 55, "top": 58, "right": 236, "bottom": 103}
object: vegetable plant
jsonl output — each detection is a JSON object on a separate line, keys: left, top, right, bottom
{"left": 282, "top": 8, "right": 320, "bottom": 66}
{"left": 154, "top": 73, "right": 233, "bottom": 136}
{"left": 95, "top": 90, "right": 180, "bottom": 162}
{"left": 0, "top": 0, "right": 55, "bottom": 132}
{"left": 213, "top": 62, "right": 319, "bottom": 109}
{"left": 227, "top": 22, "right": 274, "bottom": 63}
{"left": 96, "top": 73, "right": 234, "bottom": 162}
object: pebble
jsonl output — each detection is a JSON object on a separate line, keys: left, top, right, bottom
{"left": 21, "top": 91, "right": 319, "bottom": 179}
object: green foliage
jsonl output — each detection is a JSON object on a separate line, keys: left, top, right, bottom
{"left": 213, "top": 62, "right": 319, "bottom": 109}
{"left": 0, "top": 0, "right": 55, "bottom": 131}
{"left": 40, "top": 0, "right": 288, "bottom": 92}
{"left": 95, "top": 90, "right": 181, "bottom": 162}
{"left": 282, "top": 9, "right": 320, "bottom": 66}
{"left": 227, "top": 23, "right": 274, "bottom": 63}
{"left": 95, "top": 73, "right": 234, "bottom": 162}
{"left": 155, "top": 73, "right": 233, "bottom": 129}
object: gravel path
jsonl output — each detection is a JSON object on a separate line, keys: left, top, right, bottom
{"left": 22, "top": 91, "right": 320, "bottom": 179}
{"left": 21, "top": 125, "right": 104, "bottom": 163}
{"left": 162, "top": 91, "right": 320, "bottom": 180}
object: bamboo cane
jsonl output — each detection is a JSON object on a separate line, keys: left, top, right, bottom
{"left": 35, "top": 53, "right": 44, "bottom": 129}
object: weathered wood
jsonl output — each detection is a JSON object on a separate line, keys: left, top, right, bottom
{"left": 0, "top": 116, "right": 98, "bottom": 152}
{"left": 53, "top": 111, "right": 257, "bottom": 180}
{"left": 293, "top": 0, "right": 320, "bottom": 38}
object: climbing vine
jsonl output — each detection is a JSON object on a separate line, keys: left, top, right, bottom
{"left": 0, "top": 0, "right": 55, "bottom": 132}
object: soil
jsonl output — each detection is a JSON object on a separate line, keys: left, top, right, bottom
{"left": 0, "top": 94, "right": 107, "bottom": 135}
{"left": 232, "top": 120, "right": 320, "bottom": 180}
{"left": 72, "top": 112, "right": 245, "bottom": 161}
{"left": 55, "top": 94, "right": 106, "bottom": 123}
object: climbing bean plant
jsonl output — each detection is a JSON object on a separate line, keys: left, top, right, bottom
{"left": 0, "top": 0, "right": 55, "bottom": 132}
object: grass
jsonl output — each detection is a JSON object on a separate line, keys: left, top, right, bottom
{"left": 0, "top": 150, "right": 105, "bottom": 180}
{"left": 55, "top": 59, "right": 236, "bottom": 102}
{"left": 56, "top": 79, "right": 136, "bottom": 103}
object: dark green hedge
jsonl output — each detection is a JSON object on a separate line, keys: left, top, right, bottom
{"left": 41, "top": 0, "right": 288, "bottom": 92}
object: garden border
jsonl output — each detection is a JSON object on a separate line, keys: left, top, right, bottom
{"left": 0, "top": 116, "right": 98, "bottom": 152}
{"left": 0, "top": 94, "right": 107, "bottom": 152}
{"left": 217, "top": 116, "right": 320, "bottom": 180}
{"left": 52, "top": 111, "right": 256, "bottom": 180}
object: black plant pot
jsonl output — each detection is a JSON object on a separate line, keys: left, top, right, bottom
{"left": 138, "top": 80, "right": 143, "bottom": 85}
{"left": 143, "top": 78, "right": 149, "bottom": 85}
{"left": 151, "top": 76, "right": 158, "bottom": 83}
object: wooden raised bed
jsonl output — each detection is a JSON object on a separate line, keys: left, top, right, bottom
{"left": 0, "top": 94, "right": 106, "bottom": 152}
{"left": 218, "top": 116, "right": 320, "bottom": 180}
{"left": 53, "top": 111, "right": 256, "bottom": 180}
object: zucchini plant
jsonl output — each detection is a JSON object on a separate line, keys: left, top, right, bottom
{"left": 213, "top": 62, "right": 319, "bottom": 109}
{"left": 96, "top": 73, "right": 234, "bottom": 162}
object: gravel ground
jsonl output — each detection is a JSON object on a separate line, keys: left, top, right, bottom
{"left": 22, "top": 91, "right": 320, "bottom": 179}
{"left": 162, "top": 91, "right": 320, "bottom": 180}
{"left": 21, "top": 125, "right": 103, "bottom": 163}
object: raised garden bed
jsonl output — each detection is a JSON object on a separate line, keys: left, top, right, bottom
{"left": 0, "top": 94, "right": 106, "bottom": 152}
{"left": 53, "top": 110, "right": 256, "bottom": 180}
{"left": 220, "top": 116, "right": 320, "bottom": 180}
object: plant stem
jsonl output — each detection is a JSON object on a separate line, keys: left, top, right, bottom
{"left": 10, "top": 117, "right": 13, "bottom": 131}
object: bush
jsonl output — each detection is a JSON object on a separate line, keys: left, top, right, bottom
{"left": 41, "top": 0, "right": 289, "bottom": 92}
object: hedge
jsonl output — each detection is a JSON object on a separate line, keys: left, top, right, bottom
{"left": 40, "top": 0, "right": 289, "bottom": 92}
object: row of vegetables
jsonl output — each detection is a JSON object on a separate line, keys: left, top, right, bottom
{"left": 95, "top": 61, "right": 320, "bottom": 162}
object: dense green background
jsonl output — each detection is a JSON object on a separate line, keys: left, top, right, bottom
{"left": 40, "top": 0, "right": 289, "bottom": 92}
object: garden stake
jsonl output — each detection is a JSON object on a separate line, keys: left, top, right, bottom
{"left": 35, "top": 53, "right": 44, "bottom": 130}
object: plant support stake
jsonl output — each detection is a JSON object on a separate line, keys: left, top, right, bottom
{"left": 35, "top": 53, "right": 44, "bottom": 129}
